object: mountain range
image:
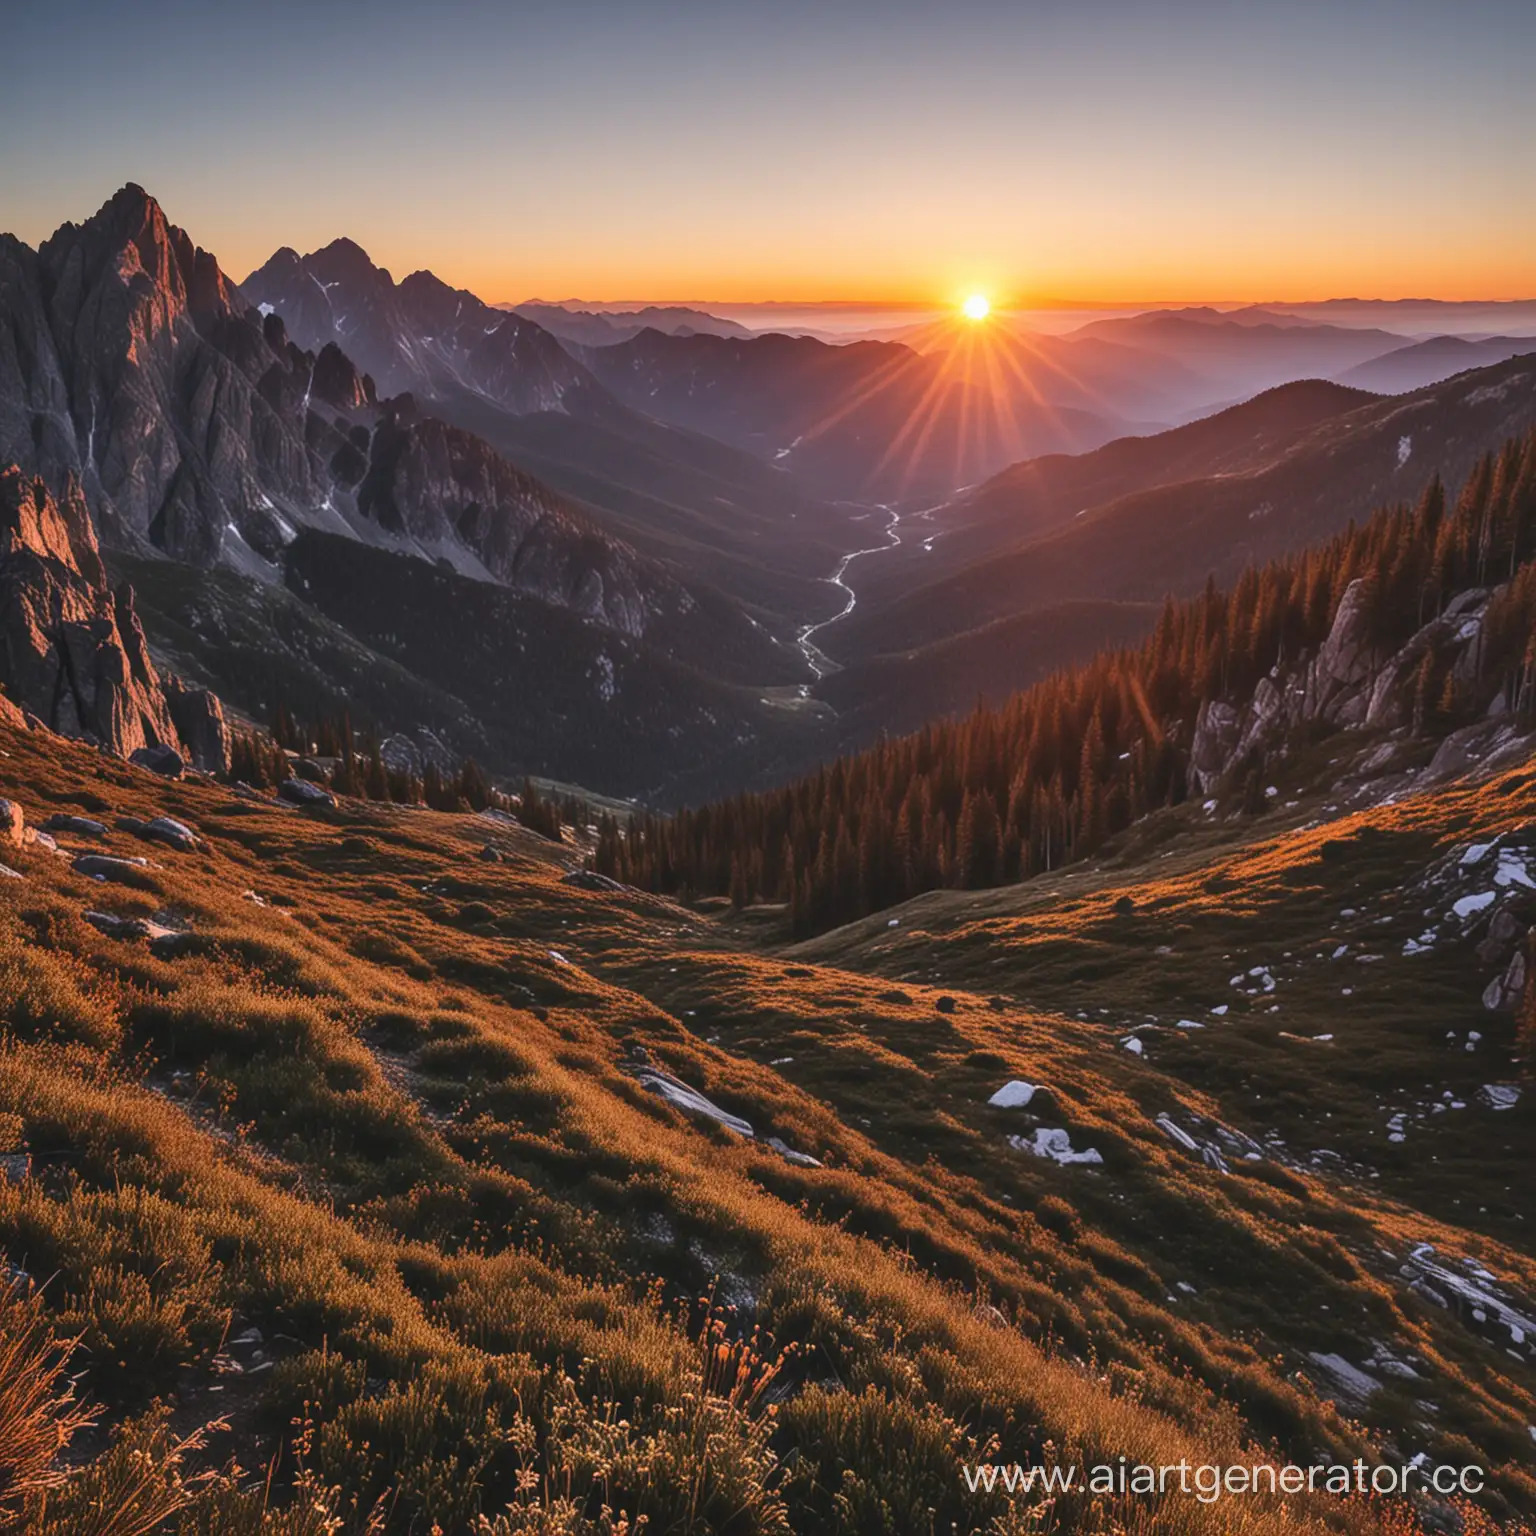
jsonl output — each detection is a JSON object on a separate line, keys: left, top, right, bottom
{"left": 831, "top": 358, "right": 1536, "bottom": 680}
{"left": 3, "top": 183, "right": 1536, "bottom": 804}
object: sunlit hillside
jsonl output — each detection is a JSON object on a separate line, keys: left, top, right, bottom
{"left": 0, "top": 693, "right": 1531, "bottom": 1529}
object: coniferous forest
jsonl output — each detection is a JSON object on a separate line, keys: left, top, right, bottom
{"left": 596, "top": 427, "right": 1536, "bottom": 934}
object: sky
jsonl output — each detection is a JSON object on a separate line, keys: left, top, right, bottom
{"left": 2, "top": 0, "right": 1533, "bottom": 306}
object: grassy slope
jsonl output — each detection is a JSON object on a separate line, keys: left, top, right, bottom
{"left": 0, "top": 721, "right": 1530, "bottom": 1530}
{"left": 790, "top": 745, "right": 1536, "bottom": 1496}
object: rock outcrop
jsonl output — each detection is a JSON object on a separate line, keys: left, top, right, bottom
{"left": 0, "top": 186, "right": 358, "bottom": 566}
{"left": 0, "top": 465, "right": 187, "bottom": 758}
{"left": 1189, "top": 577, "right": 1500, "bottom": 792}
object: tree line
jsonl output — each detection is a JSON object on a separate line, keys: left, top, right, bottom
{"left": 228, "top": 709, "right": 572, "bottom": 840}
{"left": 594, "top": 426, "right": 1536, "bottom": 935}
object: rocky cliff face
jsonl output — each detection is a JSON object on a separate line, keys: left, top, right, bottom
{"left": 0, "top": 463, "right": 228, "bottom": 766}
{"left": 356, "top": 403, "right": 655, "bottom": 632}
{"left": 164, "top": 674, "right": 232, "bottom": 773}
{"left": 1190, "top": 576, "right": 1501, "bottom": 792}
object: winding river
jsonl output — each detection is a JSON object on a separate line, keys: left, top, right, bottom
{"left": 794, "top": 504, "right": 902, "bottom": 682}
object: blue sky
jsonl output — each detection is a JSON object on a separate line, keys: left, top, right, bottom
{"left": 3, "top": 0, "right": 1532, "bottom": 302}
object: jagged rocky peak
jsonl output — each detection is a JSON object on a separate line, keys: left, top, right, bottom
{"left": 0, "top": 464, "right": 228, "bottom": 770}
{"left": 397, "top": 267, "right": 481, "bottom": 327}
{"left": 306, "top": 236, "right": 393, "bottom": 290}
{"left": 0, "top": 182, "right": 359, "bottom": 565}
{"left": 241, "top": 235, "right": 602, "bottom": 416}
{"left": 40, "top": 182, "right": 242, "bottom": 339}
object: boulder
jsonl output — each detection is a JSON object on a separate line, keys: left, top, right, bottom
{"left": 83, "top": 909, "right": 196, "bottom": 957}
{"left": 0, "top": 799, "right": 22, "bottom": 846}
{"left": 117, "top": 815, "right": 198, "bottom": 851}
{"left": 1313, "top": 579, "right": 1379, "bottom": 703}
{"left": 561, "top": 869, "right": 624, "bottom": 893}
{"left": 278, "top": 778, "right": 336, "bottom": 808}
{"left": 381, "top": 730, "right": 460, "bottom": 779}
{"left": 1189, "top": 700, "right": 1241, "bottom": 793}
{"left": 42, "top": 813, "right": 107, "bottom": 837}
{"left": 1484, "top": 950, "right": 1529, "bottom": 1013}
{"left": 130, "top": 744, "right": 185, "bottom": 778}
{"left": 379, "top": 734, "right": 423, "bottom": 778}
{"left": 146, "top": 815, "right": 198, "bottom": 850}
{"left": 84, "top": 910, "right": 176, "bottom": 943}
{"left": 72, "top": 853, "right": 151, "bottom": 883}
{"left": 164, "top": 676, "right": 231, "bottom": 774}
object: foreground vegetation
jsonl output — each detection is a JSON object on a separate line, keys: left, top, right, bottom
{"left": 0, "top": 708, "right": 1532, "bottom": 1530}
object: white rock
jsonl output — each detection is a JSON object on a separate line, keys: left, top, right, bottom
{"left": 766, "top": 1136, "right": 821, "bottom": 1167}
{"left": 1155, "top": 1114, "right": 1200, "bottom": 1151}
{"left": 1308, "top": 1352, "right": 1380, "bottom": 1403}
{"left": 988, "top": 1080, "right": 1038, "bottom": 1109}
{"left": 635, "top": 1068, "right": 753, "bottom": 1137}
{"left": 1011, "top": 1127, "right": 1103, "bottom": 1166}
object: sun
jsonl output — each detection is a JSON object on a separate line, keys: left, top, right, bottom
{"left": 961, "top": 293, "right": 990, "bottom": 322}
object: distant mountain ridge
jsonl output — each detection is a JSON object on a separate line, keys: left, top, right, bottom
{"left": 575, "top": 327, "right": 1126, "bottom": 502}
{"left": 836, "top": 356, "right": 1536, "bottom": 665}
{"left": 1062, "top": 308, "right": 1411, "bottom": 404}
{"left": 507, "top": 302, "right": 756, "bottom": 346}
{"left": 1337, "top": 336, "right": 1536, "bottom": 395}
